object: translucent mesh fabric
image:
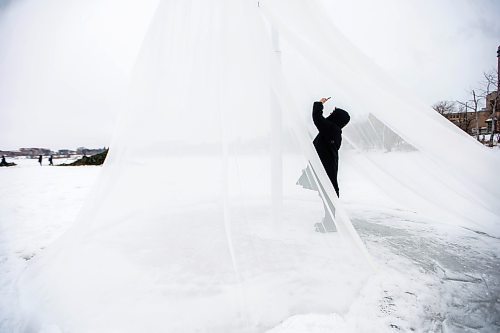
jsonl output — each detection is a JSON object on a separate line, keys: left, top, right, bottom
{"left": 18, "top": 0, "right": 499, "bottom": 331}
{"left": 263, "top": 0, "right": 500, "bottom": 236}
{"left": 19, "top": 1, "right": 372, "bottom": 332}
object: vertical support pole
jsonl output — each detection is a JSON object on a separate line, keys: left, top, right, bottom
{"left": 271, "top": 24, "right": 283, "bottom": 227}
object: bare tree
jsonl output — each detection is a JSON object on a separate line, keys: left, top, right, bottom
{"left": 432, "top": 100, "right": 456, "bottom": 115}
{"left": 456, "top": 104, "right": 474, "bottom": 133}
{"left": 433, "top": 100, "right": 475, "bottom": 134}
{"left": 457, "top": 90, "right": 482, "bottom": 140}
{"left": 471, "top": 90, "right": 481, "bottom": 140}
{"left": 481, "top": 71, "right": 498, "bottom": 95}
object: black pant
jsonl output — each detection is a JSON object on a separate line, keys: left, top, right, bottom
{"left": 313, "top": 138, "right": 340, "bottom": 197}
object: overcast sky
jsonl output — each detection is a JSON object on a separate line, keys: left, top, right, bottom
{"left": 0, "top": 0, "right": 499, "bottom": 150}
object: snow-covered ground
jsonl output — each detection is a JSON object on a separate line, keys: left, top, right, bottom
{"left": 1, "top": 157, "right": 499, "bottom": 332}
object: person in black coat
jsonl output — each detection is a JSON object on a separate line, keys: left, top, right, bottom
{"left": 312, "top": 97, "right": 350, "bottom": 197}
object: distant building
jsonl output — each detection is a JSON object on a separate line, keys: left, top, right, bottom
{"left": 484, "top": 91, "right": 499, "bottom": 134}
{"left": 19, "top": 148, "right": 52, "bottom": 157}
{"left": 443, "top": 91, "right": 499, "bottom": 136}
{"left": 0, "top": 147, "right": 107, "bottom": 157}
{"left": 57, "top": 149, "right": 76, "bottom": 156}
{"left": 0, "top": 150, "right": 17, "bottom": 157}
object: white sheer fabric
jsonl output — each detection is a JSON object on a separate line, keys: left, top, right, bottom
{"left": 18, "top": 0, "right": 499, "bottom": 332}
{"left": 263, "top": 0, "right": 500, "bottom": 236}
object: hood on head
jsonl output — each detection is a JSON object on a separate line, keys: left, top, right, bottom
{"left": 326, "top": 108, "right": 350, "bottom": 128}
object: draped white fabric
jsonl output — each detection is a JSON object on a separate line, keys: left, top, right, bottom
{"left": 18, "top": 0, "right": 499, "bottom": 332}
{"left": 263, "top": 0, "right": 500, "bottom": 236}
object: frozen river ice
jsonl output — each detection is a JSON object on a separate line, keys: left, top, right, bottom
{"left": 0, "top": 158, "right": 499, "bottom": 332}
{"left": 350, "top": 208, "right": 500, "bottom": 332}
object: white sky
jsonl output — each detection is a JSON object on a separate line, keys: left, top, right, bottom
{"left": 0, "top": 0, "right": 499, "bottom": 150}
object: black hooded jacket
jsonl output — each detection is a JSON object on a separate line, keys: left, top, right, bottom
{"left": 312, "top": 102, "right": 350, "bottom": 151}
{"left": 312, "top": 101, "right": 350, "bottom": 196}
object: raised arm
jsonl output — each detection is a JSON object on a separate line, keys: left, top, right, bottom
{"left": 312, "top": 100, "right": 342, "bottom": 149}
{"left": 312, "top": 101, "right": 331, "bottom": 134}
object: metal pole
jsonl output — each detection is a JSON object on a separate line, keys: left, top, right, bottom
{"left": 271, "top": 24, "right": 283, "bottom": 226}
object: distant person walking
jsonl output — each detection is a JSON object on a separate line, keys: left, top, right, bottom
{"left": 49, "top": 155, "right": 54, "bottom": 166}
{"left": 38, "top": 155, "right": 43, "bottom": 166}
{"left": 312, "top": 97, "right": 350, "bottom": 197}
